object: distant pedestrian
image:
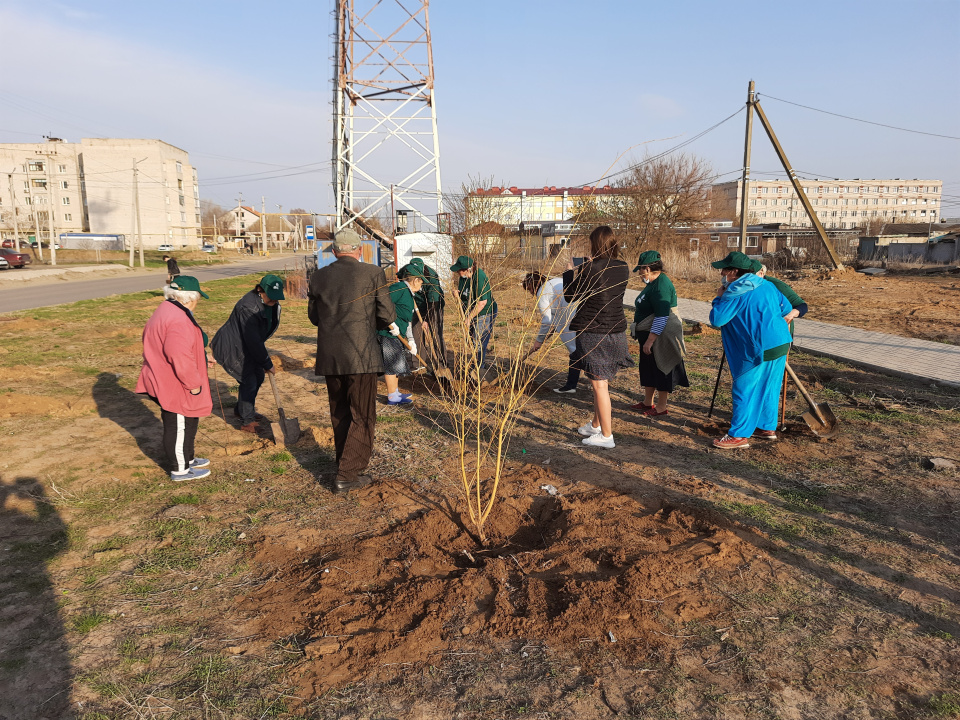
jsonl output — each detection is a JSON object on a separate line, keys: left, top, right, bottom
{"left": 211, "top": 274, "right": 285, "bottom": 434}
{"left": 709, "top": 252, "right": 794, "bottom": 449}
{"left": 163, "top": 255, "right": 181, "bottom": 285}
{"left": 135, "top": 276, "right": 215, "bottom": 481}
{"left": 520, "top": 271, "right": 580, "bottom": 393}
{"left": 563, "top": 226, "right": 632, "bottom": 449}
{"left": 629, "top": 250, "right": 689, "bottom": 416}
{"left": 450, "top": 255, "right": 498, "bottom": 375}
{"left": 308, "top": 229, "right": 396, "bottom": 492}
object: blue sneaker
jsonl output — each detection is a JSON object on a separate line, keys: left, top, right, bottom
{"left": 399, "top": 393, "right": 412, "bottom": 400}
{"left": 189, "top": 458, "right": 210, "bottom": 469}
{"left": 387, "top": 396, "right": 412, "bottom": 405}
{"left": 170, "top": 467, "right": 211, "bottom": 482}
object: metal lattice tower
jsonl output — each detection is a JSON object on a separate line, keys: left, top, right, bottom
{"left": 333, "top": 0, "right": 442, "bottom": 234}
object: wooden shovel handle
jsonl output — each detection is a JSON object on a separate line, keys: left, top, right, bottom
{"left": 784, "top": 362, "right": 828, "bottom": 426}
{"left": 396, "top": 334, "right": 430, "bottom": 368}
{"left": 268, "top": 372, "right": 286, "bottom": 424}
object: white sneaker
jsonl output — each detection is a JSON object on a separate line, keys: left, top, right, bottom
{"left": 170, "top": 467, "right": 211, "bottom": 482}
{"left": 578, "top": 421, "right": 602, "bottom": 437}
{"left": 582, "top": 433, "right": 615, "bottom": 449}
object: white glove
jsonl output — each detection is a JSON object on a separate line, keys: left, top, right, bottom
{"left": 388, "top": 322, "right": 400, "bottom": 337}
{"left": 408, "top": 340, "right": 418, "bottom": 356}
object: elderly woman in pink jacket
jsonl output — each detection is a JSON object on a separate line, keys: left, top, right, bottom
{"left": 136, "top": 276, "right": 216, "bottom": 481}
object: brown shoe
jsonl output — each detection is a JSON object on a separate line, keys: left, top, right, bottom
{"left": 240, "top": 422, "right": 259, "bottom": 434}
{"left": 335, "top": 474, "right": 372, "bottom": 493}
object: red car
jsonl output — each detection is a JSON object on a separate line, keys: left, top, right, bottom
{"left": 0, "top": 248, "right": 32, "bottom": 268}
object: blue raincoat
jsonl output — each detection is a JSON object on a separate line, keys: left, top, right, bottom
{"left": 710, "top": 274, "right": 793, "bottom": 437}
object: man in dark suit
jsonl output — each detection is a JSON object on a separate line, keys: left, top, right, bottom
{"left": 308, "top": 228, "right": 396, "bottom": 491}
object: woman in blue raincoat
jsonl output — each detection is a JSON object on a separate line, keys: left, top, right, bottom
{"left": 708, "top": 252, "right": 793, "bottom": 449}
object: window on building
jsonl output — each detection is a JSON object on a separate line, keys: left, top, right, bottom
{"left": 37, "top": 197, "right": 46, "bottom": 204}
{"left": 750, "top": 187, "right": 756, "bottom": 194}
{"left": 710, "top": 234, "right": 720, "bottom": 242}
{"left": 28, "top": 161, "right": 44, "bottom": 172}
{"left": 165, "top": 196, "right": 170, "bottom": 205}
{"left": 176, "top": 161, "right": 183, "bottom": 174}
{"left": 831, "top": 211, "right": 837, "bottom": 217}
{"left": 180, "top": 212, "right": 187, "bottom": 223}
{"left": 57, "top": 164, "right": 66, "bottom": 173}
{"left": 910, "top": 199, "right": 917, "bottom": 205}
{"left": 749, "top": 199, "right": 756, "bottom": 206}
{"left": 760, "top": 211, "right": 767, "bottom": 217}
{"left": 832, "top": 199, "right": 838, "bottom": 205}
{"left": 178, "top": 195, "right": 184, "bottom": 206}
{"left": 780, "top": 211, "right": 787, "bottom": 217}
{"left": 920, "top": 210, "right": 926, "bottom": 216}
{"left": 195, "top": 214, "right": 201, "bottom": 224}
{"left": 843, "top": 199, "right": 849, "bottom": 205}
{"left": 760, "top": 188, "right": 768, "bottom": 194}
{"left": 727, "top": 236, "right": 739, "bottom": 247}
{"left": 31, "top": 179, "right": 46, "bottom": 188}
{"left": 63, "top": 213, "right": 71, "bottom": 221}
{"left": 23, "top": 181, "right": 29, "bottom": 191}
{"left": 166, "top": 213, "right": 172, "bottom": 222}
{"left": 841, "top": 211, "right": 847, "bottom": 217}
{"left": 178, "top": 179, "right": 183, "bottom": 190}
{"left": 59, "top": 180, "right": 68, "bottom": 189}
{"left": 24, "top": 197, "right": 31, "bottom": 205}
{"left": 747, "top": 235, "right": 759, "bottom": 248}
{"left": 61, "top": 197, "right": 70, "bottom": 205}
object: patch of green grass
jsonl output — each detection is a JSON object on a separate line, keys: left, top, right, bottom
{"left": 929, "top": 692, "right": 960, "bottom": 717}
{"left": 168, "top": 492, "right": 202, "bottom": 505}
{"left": 138, "top": 546, "right": 200, "bottom": 574}
{"left": 270, "top": 466, "right": 286, "bottom": 475}
{"left": 89, "top": 537, "right": 131, "bottom": 553}
{"left": 774, "top": 487, "right": 827, "bottom": 514}
{"left": 72, "top": 610, "right": 111, "bottom": 634}
{"left": 269, "top": 450, "right": 292, "bottom": 462}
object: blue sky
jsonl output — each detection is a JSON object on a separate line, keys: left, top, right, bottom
{"left": 1, "top": 0, "right": 958, "bottom": 217}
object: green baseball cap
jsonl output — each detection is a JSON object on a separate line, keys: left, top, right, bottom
{"left": 748, "top": 258, "right": 763, "bottom": 273}
{"left": 169, "top": 275, "right": 209, "bottom": 299}
{"left": 450, "top": 255, "right": 474, "bottom": 272}
{"left": 260, "top": 274, "right": 285, "bottom": 301}
{"left": 633, "top": 250, "right": 661, "bottom": 271}
{"left": 711, "top": 251, "right": 754, "bottom": 271}
{"left": 399, "top": 263, "right": 425, "bottom": 281}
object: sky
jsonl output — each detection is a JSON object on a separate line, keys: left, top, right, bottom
{"left": 1, "top": 0, "right": 958, "bottom": 220}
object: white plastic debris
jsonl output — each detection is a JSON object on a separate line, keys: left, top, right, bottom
{"left": 608, "top": 631, "right": 617, "bottom": 643}
{"left": 540, "top": 484, "right": 559, "bottom": 496}
{"left": 244, "top": 478, "right": 256, "bottom": 482}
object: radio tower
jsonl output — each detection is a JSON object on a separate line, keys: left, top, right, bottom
{"left": 333, "top": 0, "right": 443, "bottom": 236}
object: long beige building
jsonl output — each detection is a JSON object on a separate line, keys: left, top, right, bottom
{"left": 712, "top": 178, "right": 942, "bottom": 229}
{"left": 0, "top": 138, "right": 201, "bottom": 248}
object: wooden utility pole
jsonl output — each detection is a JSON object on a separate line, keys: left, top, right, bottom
{"left": 30, "top": 188, "right": 44, "bottom": 262}
{"left": 133, "top": 158, "right": 144, "bottom": 267}
{"left": 45, "top": 158, "right": 57, "bottom": 266}
{"left": 261, "top": 196, "right": 267, "bottom": 253}
{"left": 7, "top": 174, "right": 21, "bottom": 251}
{"left": 752, "top": 100, "right": 844, "bottom": 269}
{"left": 738, "top": 80, "right": 755, "bottom": 254}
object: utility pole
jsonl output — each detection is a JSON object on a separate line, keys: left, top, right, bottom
{"left": 261, "top": 196, "right": 266, "bottom": 254}
{"left": 44, "top": 158, "right": 57, "bottom": 266}
{"left": 30, "top": 186, "right": 44, "bottom": 262}
{"left": 7, "top": 174, "right": 21, "bottom": 251}
{"left": 738, "top": 80, "right": 755, "bottom": 254}
{"left": 133, "top": 158, "right": 145, "bottom": 267}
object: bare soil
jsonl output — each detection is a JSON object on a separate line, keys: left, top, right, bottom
{"left": 1, "top": 276, "right": 959, "bottom": 719}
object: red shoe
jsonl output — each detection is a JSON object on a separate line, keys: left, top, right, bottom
{"left": 628, "top": 402, "right": 653, "bottom": 412}
{"left": 713, "top": 434, "right": 750, "bottom": 450}
{"left": 643, "top": 407, "right": 669, "bottom": 417}
{"left": 752, "top": 429, "right": 778, "bottom": 440}
{"left": 240, "top": 422, "right": 259, "bottom": 434}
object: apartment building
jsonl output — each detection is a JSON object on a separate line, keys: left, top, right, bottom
{"left": 465, "top": 185, "right": 624, "bottom": 228}
{"left": 0, "top": 137, "right": 201, "bottom": 248}
{"left": 712, "top": 179, "right": 942, "bottom": 229}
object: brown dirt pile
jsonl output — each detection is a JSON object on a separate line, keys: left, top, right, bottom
{"left": 0, "top": 393, "right": 94, "bottom": 418}
{"left": 244, "top": 465, "right": 758, "bottom": 696}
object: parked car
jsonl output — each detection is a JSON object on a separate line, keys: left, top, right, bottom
{"left": 0, "top": 249, "right": 32, "bottom": 268}
{"left": 0, "top": 257, "right": 8, "bottom": 270}
{"left": 201, "top": 244, "right": 216, "bottom": 253}
{"left": 30, "top": 241, "right": 61, "bottom": 250}
{"left": 1, "top": 240, "right": 13, "bottom": 248}
{"left": 157, "top": 244, "right": 175, "bottom": 252}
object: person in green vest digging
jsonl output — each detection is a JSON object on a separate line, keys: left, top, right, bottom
{"left": 451, "top": 255, "right": 498, "bottom": 374}
{"left": 629, "top": 250, "right": 689, "bottom": 417}
{"left": 399, "top": 257, "right": 446, "bottom": 371}
{"left": 378, "top": 265, "right": 425, "bottom": 405}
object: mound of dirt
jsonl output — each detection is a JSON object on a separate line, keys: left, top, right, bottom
{"left": 244, "top": 466, "right": 762, "bottom": 696}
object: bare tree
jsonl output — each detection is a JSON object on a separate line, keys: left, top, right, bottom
{"left": 200, "top": 199, "right": 225, "bottom": 243}
{"left": 572, "top": 153, "right": 714, "bottom": 261}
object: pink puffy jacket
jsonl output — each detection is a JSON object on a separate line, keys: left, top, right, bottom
{"left": 136, "top": 300, "right": 212, "bottom": 417}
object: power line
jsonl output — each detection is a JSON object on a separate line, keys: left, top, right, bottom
{"left": 760, "top": 94, "right": 960, "bottom": 141}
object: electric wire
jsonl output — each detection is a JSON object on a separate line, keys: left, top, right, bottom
{"left": 759, "top": 94, "right": 960, "bottom": 141}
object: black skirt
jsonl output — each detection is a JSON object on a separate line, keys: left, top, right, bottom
{"left": 378, "top": 335, "right": 409, "bottom": 376}
{"left": 571, "top": 331, "right": 632, "bottom": 381}
{"left": 636, "top": 331, "right": 689, "bottom": 392}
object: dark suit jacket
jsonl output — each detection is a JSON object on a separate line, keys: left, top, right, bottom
{"left": 308, "top": 256, "right": 396, "bottom": 375}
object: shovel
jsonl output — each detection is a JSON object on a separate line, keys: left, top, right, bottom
{"left": 267, "top": 373, "right": 302, "bottom": 446}
{"left": 784, "top": 362, "right": 839, "bottom": 439}
{"left": 399, "top": 331, "right": 454, "bottom": 385}
{"left": 413, "top": 306, "right": 454, "bottom": 384}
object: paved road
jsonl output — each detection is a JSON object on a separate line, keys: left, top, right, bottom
{"left": 623, "top": 289, "right": 960, "bottom": 388}
{"left": 0, "top": 256, "right": 304, "bottom": 313}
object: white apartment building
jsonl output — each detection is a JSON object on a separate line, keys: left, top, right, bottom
{"left": 0, "top": 137, "right": 202, "bottom": 248}
{"left": 712, "top": 179, "right": 942, "bottom": 229}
